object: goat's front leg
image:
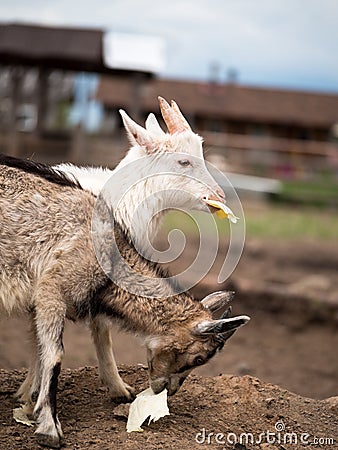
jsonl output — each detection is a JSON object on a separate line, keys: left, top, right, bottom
{"left": 16, "top": 315, "right": 41, "bottom": 415}
{"left": 90, "top": 315, "right": 135, "bottom": 402}
{"left": 33, "top": 287, "right": 65, "bottom": 449}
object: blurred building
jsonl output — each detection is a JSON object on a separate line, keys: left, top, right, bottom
{"left": 0, "top": 23, "right": 162, "bottom": 162}
{"left": 97, "top": 76, "right": 338, "bottom": 179}
{"left": 1, "top": 23, "right": 338, "bottom": 180}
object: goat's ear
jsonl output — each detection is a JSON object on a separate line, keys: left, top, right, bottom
{"left": 145, "top": 113, "right": 165, "bottom": 138}
{"left": 119, "top": 110, "right": 156, "bottom": 152}
{"left": 193, "top": 315, "right": 250, "bottom": 335}
{"left": 201, "top": 291, "right": 235, "bottom": 314}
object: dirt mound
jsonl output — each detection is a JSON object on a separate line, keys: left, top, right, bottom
{"left": 1, "top": 366, "right": 337, "bottom": 450}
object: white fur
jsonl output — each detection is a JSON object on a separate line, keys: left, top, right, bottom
{"left": 54, "top": 164, "right": 114, "bottom": 197}
{"left": 54, "top": 126, "right": 220, "bottom": 251}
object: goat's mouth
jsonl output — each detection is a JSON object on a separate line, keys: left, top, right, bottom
{"left": 150, "top": 375, "right": 186, "bottom": 396}
{"left": 150, "top": 378, "right": 168, "bottom": 395}
{"left": 202, "top": 196, "right": 239, "bottom": 223}
{"left": 204, "top": 203, "right": 220, "bottom": 214}
{"left": 167, "top": 386, "right": 179, "bottom": 396}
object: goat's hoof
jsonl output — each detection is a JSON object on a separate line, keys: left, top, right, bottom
{"left": 36, "top": 433, "right": 63, "bottom": 449}
{"left": 113, "top": 393, "right": 135, "bottom": 404}
{"left": 111, "top": 383, "right": 136, "bottom": 403}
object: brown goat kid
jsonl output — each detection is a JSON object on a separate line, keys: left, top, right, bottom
{"left": 0, "top": 156, "right": 249, "bottom": 448}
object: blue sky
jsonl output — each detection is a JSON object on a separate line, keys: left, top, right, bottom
{"left": 1, "top": 0, "right": 338, "bottom": 92}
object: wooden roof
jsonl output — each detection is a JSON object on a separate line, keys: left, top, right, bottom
{"left": 0, "top": 23, "right": 151, "bottom": 76}
{"left": 97, "top": 76, "right": 338, "bottom": 129}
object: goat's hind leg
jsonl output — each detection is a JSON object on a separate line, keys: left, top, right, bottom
{"left": 33, "top": 287, "right": 65, "bottom": 449}
{"left": 15, "top": 315, "right": 41, "bottom": 416}
{"left": 90, "top": 315, "right": 135, "bottom": 402}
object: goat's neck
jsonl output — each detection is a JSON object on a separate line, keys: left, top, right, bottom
{"left": 114, "top": 194, "right": 165, "bottom": 249}
{"left": 107, "top": 286, "right": 204, "bottom": 337}
{"left": 56, "top": 156, "right": 167, "bottom": 245}
{"left": 110, "top": 150, "right": 169, "bottom": 245}
{"left": 99, "top": 224, "right": 207, "bottom": 337}
{"left": 104, "top": 171, "right": 167, "bottom": 249}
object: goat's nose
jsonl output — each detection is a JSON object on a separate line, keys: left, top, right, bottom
{"left": 202, "top": 188, "right": 225, "bottom": 204}
{"left": 215, "top": 188, "right": 225, "bottom": 200}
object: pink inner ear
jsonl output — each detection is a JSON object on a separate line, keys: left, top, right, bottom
{"left": 144, "top": 141, "right": 157, "bottom": 154}
{"left": 131, "top": 128, "right": 153, "bottom": 150}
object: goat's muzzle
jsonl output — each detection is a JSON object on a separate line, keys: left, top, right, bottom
{"left": 150, "top": 375, "right": 182, "bottom": 396}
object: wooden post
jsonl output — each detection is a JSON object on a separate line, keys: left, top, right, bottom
{"left": 35, "top": 68, "right": 49, "bottom": 135}
{"left": 130, "top": 73, "right": 146, "bottom": 123}
{"left": 7, "top": 66, "right": 22, "bottom": 157}
{"left": 70, "top": 122, "right": 86, "bottom": 163}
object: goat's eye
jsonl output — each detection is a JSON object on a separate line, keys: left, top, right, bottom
{"left": 193, "top": 356, "right": 205, "bottom": 366}
{"left": 178, "top": 159, "right": 191, "bottom": 167}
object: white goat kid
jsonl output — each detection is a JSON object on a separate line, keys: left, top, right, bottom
{"left": 55, "top": 97, "right": 225, "bottom": 238}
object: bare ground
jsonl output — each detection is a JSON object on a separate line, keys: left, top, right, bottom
{"left": 0, "top": 238, "right": 338, "bottom": 448}
{"left": 0, "top": 366, "right": 337, "bottom": 450}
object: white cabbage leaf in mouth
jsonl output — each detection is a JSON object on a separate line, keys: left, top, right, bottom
{"left": 204, "top": 197, "right": 239, "bottom": 223}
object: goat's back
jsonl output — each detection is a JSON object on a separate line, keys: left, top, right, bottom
{"left": 0, "top": 164, "right": 101, "bottom": 317}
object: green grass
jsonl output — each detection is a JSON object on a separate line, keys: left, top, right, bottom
{"left": 275, "top": 179, "right": 338, "bottom": 207}
{"left": 162, "top": 210, "right": 232, "bottom": 236}
{"left": 162, "top": 205, "right": 338, "bottom": 241}
{"left": 245, "top": 205, "right": 338, "bottom": 240}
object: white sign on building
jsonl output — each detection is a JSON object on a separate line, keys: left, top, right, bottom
{"left": 103, "top": 31, "right": 166, "bottom": 74}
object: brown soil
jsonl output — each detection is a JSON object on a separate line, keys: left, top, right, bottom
{"left": 1, "top": 366, "right": 337, "bottom": 450}
{"left": 1, "top": 237, "right": 338, "bottom": 448}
